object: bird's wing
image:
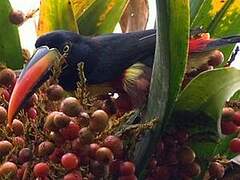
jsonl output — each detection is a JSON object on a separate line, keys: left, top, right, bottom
{"left": 86, "top": 30, "right": 156, "bottom": 84}
{"left": 121, "top": 63, "right": 152, "bottom": 108}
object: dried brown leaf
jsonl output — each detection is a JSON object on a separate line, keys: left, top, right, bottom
{"left": 120, "top": 0, "right": 149, "bottom": 32}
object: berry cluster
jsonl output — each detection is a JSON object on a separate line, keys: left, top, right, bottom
{"left": 0, "top": 68, "right": 137, "bottom": 179}
{"left": 205, "top": 106, "right": 240, "bottom": 179}
{"left": 220, "top": 107, "right": 240, "bottom": 153}
{"left": 0, "top": 52, "right": 231, "bottom": 179}
{"left": 220, "top": 107, "right": 240, "bottom": 136}
{"left": 145, "top": 130, "right": 201, "bottom": 179}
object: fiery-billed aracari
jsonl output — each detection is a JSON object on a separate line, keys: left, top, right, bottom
{"left": 7, "top": 29, "right": 240, "bottom": 126}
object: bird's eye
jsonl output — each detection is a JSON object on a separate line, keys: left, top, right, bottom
{"left": 63, "top": 44, "right": 70, "bottom": 53}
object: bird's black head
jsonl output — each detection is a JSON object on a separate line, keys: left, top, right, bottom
{"left": 35, "top": 30, "right": 98, "bottom": 90}
{"left": 35, "top": 30, "right": 81, "bottom": 65}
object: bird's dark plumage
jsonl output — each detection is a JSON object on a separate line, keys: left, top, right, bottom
{"left": 9, "top": 29, "right": 240, "bottom": 126}
{"left": 35, "top": 29, "right": 156, "bottom": 90}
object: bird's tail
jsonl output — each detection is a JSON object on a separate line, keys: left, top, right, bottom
{"left": 189, "top": 35, "right": 240, "bottom": 53}
{"left": 206, "top": 35, "right": 240, "bottom": 50}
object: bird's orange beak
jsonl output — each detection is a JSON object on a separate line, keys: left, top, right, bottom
{"left": 8, "top": 46, "right": 61, "bottom": 127}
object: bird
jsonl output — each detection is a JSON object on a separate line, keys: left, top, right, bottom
{"left": 7, "top": 29, "right": 240, "bottom": 126}
{"left": 35, "top": 29, "right": 156, "bottom": 90}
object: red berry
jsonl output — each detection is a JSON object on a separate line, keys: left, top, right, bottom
{"left": 64, "top": 171, "right": 82, "bottom": 180}
{"left": 38, "top": 141, "right": 55, "bottom": 157}
{"left": 208, "top": 162, "right": 225, "bottom": 179}
{"left": 177, "top": 146, "right": 195, "bottom": 164}
{"left": 77, "top": 112, "right": 90, "bottom": 127}
{"left": 33, "top": 162, "right": 49, "bottom": 177}
{"left": 44, "top": 112, "right": 59, "bottom": 131}
{"left": 12, "top": 119, "right": 24, "bottom": 136}
{"left": 120, "top": 161, "right": 135, "bottom": 176}
{"left": 221, "top": 121, "right": 238, "bottom": 135}
{"left": 60, "top": 122, "right": 80, "bottom": 140}
{"left": 53, "top": 112, "right": 70, "bottom": 128}
{"left": 222, "top": 107, "right": 235, "bottom": 121}
{"left": 61, "top": 153, "right": 79, "bottom": 170}
{"left": 60, "top": 97, "right": 83, "bottom": 117}
{"left": 89, "top": 143, "right": 100, "bottom": 159}
{"left": 103, "top": 135, "right": 123, "bottom": 156}
{"left": 0, "top": 161, "right": 17, "bottom": 178}
{"left": 9, "top": 10, "right": 25, "bottom": 25}
{"left": 229, "top": 138, "right": 240, "bottom": 153}
{"left": 26, "top": 107, "right": 37, "bottom": 119}
{"left": 95, "top": 147, "right": 114, "bottom": 164}
{"left": 26, "top": 93, "right": 38, "bottom": 108}
{"left": 208, "top": 50, "right": 224, "bottom": 67}
{"left": 12, "top": 136, "right": 25, "bottom": 148}
{"left": 89, "top": 110, "right": 109, "bottom": 132}
{"left": 46, "top": 84, "right": 64, "bottom": 101}
{"left": 18, "top": 148, "right": 33, "bottom": 163}
{"left": 0, "top": 140, "right": 13, "bottom": 156}
{"left": 0, "top": 68, "right": 16, "bottom": 87}
{"left": 0, "top": 106, "right": 7, "bottom": 123}
{"left": 78, "top": 127, "right": 94, "bottom": 144}
{"left": 233, "top": 111, "right": 240, "bottom": 126}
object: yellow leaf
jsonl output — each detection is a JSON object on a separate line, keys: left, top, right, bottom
{"left": 37, "top": 0, "right": 78, "bottom": 36}
{"left": 209, "top": 0, "right": 227, "bottom": 16}
{"left": 76, "top": 0, "right": 129, "bottom": 35}
{"left": 71, "top": 0, "right": 96, "bottom": 18}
